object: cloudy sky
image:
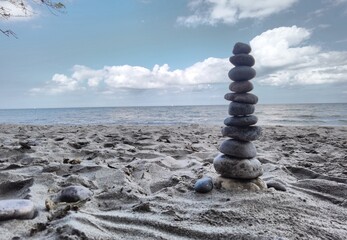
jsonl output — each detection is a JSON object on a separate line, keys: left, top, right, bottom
{"left": 1, "top": 0, "right": 347, "bottom": 109}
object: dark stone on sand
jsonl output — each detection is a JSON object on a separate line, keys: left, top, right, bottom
{"left": 228, "top": 102, "right": 255, "bottom": 116}
{"left": 104, "top": 143, "right": 115, "bottom": 148}
{"left": 58, "top": 186, "right": 93, "bottom": 203}
{"left": 0, "top": 199, "right": 36, "bottom": 220}
{"left": 224, "top": 92, "right": 258, "bottom": 104}
{"left": 19, "top": 141, "right": 31, "bottom": 150}
{"left": 224, "top": 115, "right": 258, "bottom": 126}
{"left": 194, "top": 177, "right": 213, "bottom": 193}
{"left": 229, "top": 81, "right": 254, "bottom": 93}
{"left": 214, "top": 154, "right": 263, "bottom": 179}
{"left": 229, "top": 54, "right": 255, "bottom": 67}
{"left": 228, "top": 66, "right": 256, "bottom": 82}
{"left": 233, "top": 42, "right": 251, "bottom": 55}
{"left": 219, "top": 139, "right": 257, "bottom": 158}
{"left": 54, "top": 136, "right": 65, "bottom": 141}
{"left": 266, "top": 180, "right": 287, "bottom": 191}
{"left": 222, "top": 126, "right": 262, "bottom": 141}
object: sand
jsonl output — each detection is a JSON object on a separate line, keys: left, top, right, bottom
{"left": 0, "top": 124, "right": 346, "bottom": 239}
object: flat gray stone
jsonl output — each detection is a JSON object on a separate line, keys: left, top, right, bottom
{"left": 222, "top": 126, "right": 262, "bottom": 141}
{"left": 58, "top": 185, "right": 93, "bottom": 203}
{"left": 229, "top": 54, "right": 255, "bottom": 67}
{"left": 229, "top": 81, "right": 254, "bottom": 93}
{"left": 224, "top": 115, "right": 258, "bottom": 126}
{"left": 0, "top": 199, "right": 36, "bottom": 220}
{"left": 219, "top": 139, "right": 257, "bottom": 158}
{"left": 214, "top": 154, "right": 263, "bottom": 179}
{"left": 224, "top": 92, "right": 258, "bottom": 104}
{"left": 228, "top": 102, "right": 255, "bottom": 116}
{"left": 233, "top": 42, "right": 251, "bottom": 55}
{"left": 228, "top": 66, "right": 256, "bottom": 82}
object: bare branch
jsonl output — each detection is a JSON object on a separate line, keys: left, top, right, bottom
{"left": 0, "top": 28, "right": 17, "bottom": 38}
{"left": 0, "top": 0, "right": 65, "bottom": 37}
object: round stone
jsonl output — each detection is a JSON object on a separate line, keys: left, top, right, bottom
{"left": 214, "top": 154, "right": 263, "bottom": 179}
{"left": 228, "top": 102, "right": 255, "bottom": 116}
{"left": 58, "top": 186, "right": 93, "bottom": 203}
{"left": 232, "top": 42, "right": 251, "bottom": 55}
{"left": 229, "top": 81, "right": 254, "bottom": 93}
{"left": 194, "top": 177, "right": 213, "bottom": 193}
{"left": 229, "top": 54, "right": 255, "bottom": 67}
{"left": 0, "top": 199, "right": 36, "bottom": 220}
{"left": 224, "top": 115, "right": 258, "bottom": 126}
{"left": 222, "top": 126, "right": 262, "bottom": 141}
{"left": 224, "top": 93, "right": 258, "bottom": 104}
{"left": 266, "top": 180, "right": 287, "bottom": 191}
{"left": 228, "top": 66, "right": 256, "bottom": 82}
{"left": 219, "top": 139, "right": 257, "bottom": 158}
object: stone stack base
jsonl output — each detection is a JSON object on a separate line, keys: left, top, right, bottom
{"left": 215, "top": 177, "right": 267, "bottom": 191}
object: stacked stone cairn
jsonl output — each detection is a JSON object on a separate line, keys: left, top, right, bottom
{"left": 214, "top": 42, "right": 265, "bottom": 190}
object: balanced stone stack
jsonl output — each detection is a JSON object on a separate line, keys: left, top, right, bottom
{"left": 214, "top": 42, "right": 265, "bottom": 190}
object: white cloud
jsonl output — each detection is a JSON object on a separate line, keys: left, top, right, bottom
{"left": 30, "top": 58, "right": 229, "bottom": 95}
{"left": 32, "top": 25, "right": 347, "bottom": 95}
{"left": 250, "top": 25, "right": 347, "bottom": 86}
{"left": 177, "top": 0, "right": 297, "bottom": 27}
{"left": 0, "top": 0, "right": 35, "bottom": 21}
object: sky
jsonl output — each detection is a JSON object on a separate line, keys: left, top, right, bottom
{"left": 0, "top": 0, "right": 347, "bottom": 109}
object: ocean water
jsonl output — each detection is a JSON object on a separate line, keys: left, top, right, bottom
{"left": 0, "top": 103, "right": 346, "bottom": 126}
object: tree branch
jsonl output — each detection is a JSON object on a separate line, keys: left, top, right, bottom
{"left": 0, "top": 0, "right": 65, "bottom": 37}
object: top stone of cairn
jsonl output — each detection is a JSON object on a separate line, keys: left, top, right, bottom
{"left": 232, "top": 42, "right": 252, "bottom": 55}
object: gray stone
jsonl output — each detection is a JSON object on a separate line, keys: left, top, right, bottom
{"left": 58, "top": 185, "right": 93, "bottom": 203}
{"left": 229, "top": 54, "right": 255, "bottom": 67}
{"left": 228, "top": 66, "right": 256, "bottom": 81}
{"left": 215, "top": 176, "right": 267, "bottom": 191}
{"left": 0, "top": 199, "right": 36, "bottom": 220}
{"left": 214, "top": 154, "right": 263, "bottom": 179}
{"left": 266, "top": 180, "right": 287, "bottom": 191}
{"left": 222, "top": 126, "right": 262, "bottom": 141}
{"left": 229, "top": 81, "right": 254, "bottom": 93}
{"left": 224, "top": 92, "right": 258, "bottom": 104}
{"left": 232, "top": 42, "right": 251, "bottom": 55}
{"left": 224, "top": 115, "right": 258, "bottom": 126}
{"left": 228, "top": 102, "right": 255, "bottom": 116}
{"left": 219, "top": 139, "right": 257, "bottom": 158}
{"left": 194, "top": 177, "right": 213, "bottom": 193}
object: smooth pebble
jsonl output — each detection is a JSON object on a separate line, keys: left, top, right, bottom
{"left": 266, "top": 180, "right": 287, "bottom": 191}
{"left": 228, "top": 102, "right": 255, "bottom": 116}
{"left": 229, "top": 54, "right": 255, "bottom": 66}
{"left": 228, "top": 66, "right": 256, "bottom": 82}
{"left": 58, "top": 185, "right": 93, "bottom": 203}
{"left": 229, "top": 81, "right": 254, "bottom": 93}
{"left": 194, "top": 177, "right": 213, "bottom": 193}
{"left": 214, "top": 154, "right": 263, "bottom": 179}
{"left": 222, "top": 126, "right": 262, "bottom": 141}
{"left": 232, "top": 42, "right": 251, "bottom": 55}
{"left": 224, "top": 115, "right": 258, "bottom": 126}
{"left": 224, "top": 92, "right": 258, "bottom": 104}
{"left": 219, "top": 139, "right": 257, "bottom": 158}
{"left": 0, "top": 199, "right": 36, "bottom": 221}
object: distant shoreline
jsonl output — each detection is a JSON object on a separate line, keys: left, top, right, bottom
{"left": 0, "top": 103, "right": 346, "bottom": 126}
{"left": 1, "top": 102, "right": 346, "bottom": 111}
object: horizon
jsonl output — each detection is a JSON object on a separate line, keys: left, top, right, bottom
{"left": 1, "top": 0, "right": 347, "bottom": 108}
{"left": 0, "top": 101, "right": 346, "bottom": 111}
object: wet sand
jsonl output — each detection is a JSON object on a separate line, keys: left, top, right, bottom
{"left": 0, "top": 124, "right": 346, "bottom": 239}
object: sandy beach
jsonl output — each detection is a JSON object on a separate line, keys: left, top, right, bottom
{"left": 0, "top": 124, "right": 346, "bottom": 239}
